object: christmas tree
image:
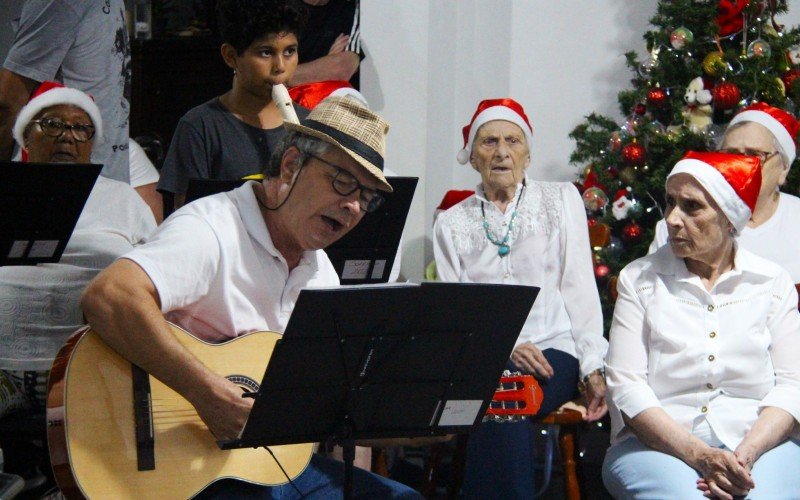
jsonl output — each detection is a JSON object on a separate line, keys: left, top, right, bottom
{"left": 570, "top": 0, "right": 800, "bottom": 329}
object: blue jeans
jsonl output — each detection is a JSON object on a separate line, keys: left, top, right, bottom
{"left": 197, "top": 454, "right": 422, "bottom": 499}
{"left": 461, "top": 348, "right": 579, "bottom": 500}
{"left": 603, "top": 436, "right": 800, "bottom": 499}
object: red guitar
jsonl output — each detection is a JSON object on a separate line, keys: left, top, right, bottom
{"left": 484, "top": 371, "right": 544, "bottom": 422}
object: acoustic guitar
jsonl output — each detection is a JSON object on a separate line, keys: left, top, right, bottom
{"left": 46, "top": 323, "right": 313, "bottom": 499}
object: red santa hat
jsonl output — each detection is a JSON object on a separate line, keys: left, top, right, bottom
{"left": 13, "top": 81, "right": 103, "bottom": 152}
{"left": 728, "top": 102, "right": 799, "bottom": 164}
{"left": 437, "top": 189, "right": 475, "bottom": 211}
{"left": 456, "top": 98, "right": 533, "bottom": 165}
{"left": 288, "top": 80, "right": 369, "bottom": 110}
{"left": 667, "top": 151, "right": 762, "bottom": 233}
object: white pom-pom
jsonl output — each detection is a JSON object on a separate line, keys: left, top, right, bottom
{"left": 456, "top": 148, "right": 470, "bottom": 165}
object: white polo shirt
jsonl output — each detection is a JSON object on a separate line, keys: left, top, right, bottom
{"left": 124, "top": 181, "right": 340, "bottom": 342}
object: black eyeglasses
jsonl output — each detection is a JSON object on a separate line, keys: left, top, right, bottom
{"left": 719, "top": 148, "right": 779, "bottom": 164}
{"left": 307, "top": 154, "right": 384, "bottom": 213}
{"left": 31, "top": 117, "right": 95, "bottom": 142}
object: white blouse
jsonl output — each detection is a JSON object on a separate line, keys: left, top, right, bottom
{"left": 433, "top": 179, "right": 607, "bottom": 378}
{"left": 606, "top": 245, "right": 800, "bottom": 450}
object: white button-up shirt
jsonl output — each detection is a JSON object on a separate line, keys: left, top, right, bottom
{"left": 433, "top": 179, "right": 607, "bottom": 377}
{"left": 606, "top": 244, "right": 800, "bottom": 450}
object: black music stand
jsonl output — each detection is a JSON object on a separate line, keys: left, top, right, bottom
{"left": 0, "top": 161, "right": 101, "bottom": 266}
{"left": 324, "top": 177, "right": 417, "bottom": 284}
{"left": 219, "top": 281, "right": 539, "bottom": 498}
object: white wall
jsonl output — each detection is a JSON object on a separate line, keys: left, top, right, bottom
{"left": 361, "top": 0, "right": 800, "bottom": 281}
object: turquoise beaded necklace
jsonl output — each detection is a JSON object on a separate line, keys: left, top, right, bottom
{"left": 480, "top": 182, "right": 526, "bottom": 257}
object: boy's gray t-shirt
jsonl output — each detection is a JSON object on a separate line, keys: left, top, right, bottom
{"left": 4, "top": 0, "right": 131, "bottom": 183}
{"left": 158, "top": 98, "right": 309, "bottom": 195}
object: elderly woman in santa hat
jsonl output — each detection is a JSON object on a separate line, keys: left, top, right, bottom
{"left": 605, "top": 151, "right": 800, "bottom": 499}
{"left": 0, "top": 82, "right": 155, "bottom": 418}
{"left": 433, "top": 98, "right": 608, "bottom": 498}
{"left": 650, "top": 103, "right": 800, "bottom": 285}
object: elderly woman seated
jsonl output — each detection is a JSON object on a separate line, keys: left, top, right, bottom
{"left": 434, "top": 98, "right": 607, "bottom": 498}
{"left": 0, "top": 82, "right": 156, "bottom": 417}
{"left": 604, "top": 151, "right": 800, "bottom": 499}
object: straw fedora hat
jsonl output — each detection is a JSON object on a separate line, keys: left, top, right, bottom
{"left": 285, "top": 96, "right": 392, "bottom": 192}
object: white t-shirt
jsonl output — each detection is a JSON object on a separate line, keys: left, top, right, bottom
{"left": 0, "top": 176, "right": 156, "bottom": 370}
{"left": 649, "top": 193, "right": 800, "bottom": 282}
{"left": 606, "top": 245, "right": 800, "bottom": 449}
{"left": 124, "top": 181, "right": 340, "bottom": 342}
{"left": 128, "top": 138, "right": 159, "bottom": 189}
{"left": 433, "top": 179, "right": 607, "bottom": 377}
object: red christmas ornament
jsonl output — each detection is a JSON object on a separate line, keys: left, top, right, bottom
{"left": 712, "top": 81, "right": 741, "bottom": 110}
{"left": 782, "top": 69, "right": 800, "bottom": 94}
{"left": 621, "top": 142, "right": 646, "bottom": 167}
{"left": 587, "top": 217, "right": 598, "bottom": 228}
{"left": 622, "top": 222, "right": 643, "bottom": 243}
{"left": 594, "top": 263, "right": 610, "bottom": 279}
{"left": 634, "top": 103, "right": 647, "bottom": 116}
{"left": 646, "top": 87, "right": 668, "bottom": 109}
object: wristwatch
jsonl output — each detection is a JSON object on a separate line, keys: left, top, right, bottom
{"left": 577, "top": 368, "right": 604, "bottom": 393}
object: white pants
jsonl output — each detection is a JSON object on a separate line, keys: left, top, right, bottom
{"left": 603, "top": 436, "right": 800, "bottom": 499}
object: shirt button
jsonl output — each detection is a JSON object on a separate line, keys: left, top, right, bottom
{"left": 709, "top": 331, "right": 716, "bottom": 338}
{"left": 708, "top": 355, "right": 715, "bottom": 362}
{"left": 504, "top": 273, "right": 510, "bottom": 279}
{"left": 707, "top": 304, "right": 714, "bottom": 312}
{"left": 706, "top": 383, "right": 713, "bottom": 389}
{"left": 701, "top": 406, "right": 708, "bottom": 413}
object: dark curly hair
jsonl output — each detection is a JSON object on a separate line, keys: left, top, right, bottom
{"left": 217, "top": 0, "right": 307, "bottom": 55}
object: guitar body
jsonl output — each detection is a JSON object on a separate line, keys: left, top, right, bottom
{"left": 46, "top": 323, "right": 313, "bottom": 499}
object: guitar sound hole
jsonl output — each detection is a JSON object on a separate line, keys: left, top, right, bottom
{"left": 225, "top": 375, "right": 260, "bottom": 393}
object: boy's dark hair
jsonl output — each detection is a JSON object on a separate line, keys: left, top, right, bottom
{"left": 217, "top": 0, "right": 307, "bottom": 54}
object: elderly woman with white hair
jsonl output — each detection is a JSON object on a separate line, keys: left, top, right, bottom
{"left": 605, "top": 151, "right": 800, "bottom": 499}
{"left": 434, "top": 98, "right": 608, "bottom": 498}
{"left": 0, "top": 82, "right": 156, "bottom": 418}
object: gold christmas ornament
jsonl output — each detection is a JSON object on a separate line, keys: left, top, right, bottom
{"left": 702, "top": 52, "right": 727, "bottom": 77}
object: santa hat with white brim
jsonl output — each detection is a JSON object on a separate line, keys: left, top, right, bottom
{"left": 667, "top": 151, "right": 762, "bottom": 234}
{"left": 456, "top": 98, "right": 533, "bottom": 165}
{"left": 728, "top": 102, "right": 798, "bottom": 165}
{"left": 13, "top": 81, "right": 103, "bottom": 151}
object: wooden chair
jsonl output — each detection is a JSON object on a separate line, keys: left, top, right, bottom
{"left": 537, "top": 407, "right": 584, "bottom": 500}
{"left": 410, "top": 407, "right": 585, "bottom": 499}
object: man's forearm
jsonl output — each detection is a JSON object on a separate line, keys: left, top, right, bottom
{"left": 288, "top": 52, "right": 360, "bottom": 86}
{"left": 0, "top": 69, "right": 38, "bottom": 159}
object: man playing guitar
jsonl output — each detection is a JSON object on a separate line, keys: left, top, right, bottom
{"left": 80, "top": 96, "right": 421, "bottom": 498}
